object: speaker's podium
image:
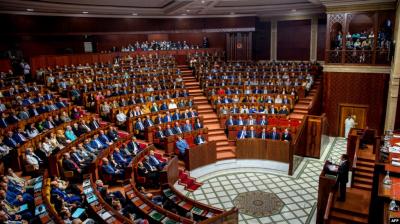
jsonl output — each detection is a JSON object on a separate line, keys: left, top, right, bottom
{"left": 317, "top": 161, "right": 339, "bottom": 224}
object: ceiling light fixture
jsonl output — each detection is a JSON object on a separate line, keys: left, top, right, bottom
{"left": 230, "top": 12, "right": 235, "bottom": 15}
{"left": 291, "top": 9, "right": 297, "bottom": 12}
{"left": 26, "top": 8, "right": 34, "bottom": 12}
{"left": 132, "top": 13, "right": 138, "bottom": 16}
{"left": 201, "top": 0, "right": 205, "bottom": 3}
{"left": 181, "top": 13, "right": 187, "bottom": 16}
{"left": 186, "top": 9, "right": 190, "bottom": 12}
{"left": 82, "top": 11, "right": 89, "bottom": 14}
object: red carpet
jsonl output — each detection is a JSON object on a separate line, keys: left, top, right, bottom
{"left": 178, "top": 169, "right": 203, "bottom": 192}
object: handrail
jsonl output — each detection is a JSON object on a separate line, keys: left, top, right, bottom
{"left": 323, "top": 192, "right": 334, "bottom": 222}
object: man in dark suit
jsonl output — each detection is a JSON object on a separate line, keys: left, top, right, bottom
{"left": 164, "top": 125, "right": 175, "bottom": 137}
{"left": 247, "top": 126, "right": 257, "bottom": 138}
{"left": 337, "top": 154, "right": 349, "bottom": 201}
{"left": 62, "top": 153, "right": 82, "bottom": 175}
{"left": 155, "top": 126, "right": 166, "bottom": 140}
{"left": 269, "top": 127, "right": 280, "bottom": 140}
{"left": 148, "top": 150, "right": 166, "bottom": 170}
{"left": 127, "top": 136, "right": 141, "bottom": 156}
{"left": 259, "top": 128, "right": 268, "bottom": 139}
{"left": 89, "top": 118, "right": 101, "bottom": 130}
{"left": 143, "top": 115, "right": 154, "bottom": 128}
{"left": 194, "top": 133, "right": 206, "bottom": 145}
{"left": 281, "top": 128, "right": 292, "bottom": 141}
{"left": 173, "top": 122, "right": 184, "bottom": 135}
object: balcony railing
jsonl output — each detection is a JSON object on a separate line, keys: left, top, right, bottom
{"left": 325, "top": 49, "right": 391, "bottom": 65}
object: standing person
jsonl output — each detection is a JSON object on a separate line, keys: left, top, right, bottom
{"left": 337, "top": 154, "right": 349, "bottom": 202}
{"left": 344, "top": 115, "right": 355, "bottom": 139}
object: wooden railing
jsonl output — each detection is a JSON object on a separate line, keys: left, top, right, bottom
{"left": 323, "top": 192, "right": 335, "bottom": 223}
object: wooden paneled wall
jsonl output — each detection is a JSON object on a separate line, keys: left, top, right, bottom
{"left": 323, "top": 72, "right": 389, "bottom": 136}
{"left": 0, "top": 14, "right": 254, "bottom": 57}
{"left": 395, "top": 90, "right": 400, "bottom": 130}
{"left": 226, "top": 32, "right": 253, "bottom": 61}
{"left": 277, "top": 20, "right": 311, "bottom": 60}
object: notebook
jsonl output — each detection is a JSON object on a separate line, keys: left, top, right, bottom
{"left": 72, "top": 208, "right": 86, "bottom": 219}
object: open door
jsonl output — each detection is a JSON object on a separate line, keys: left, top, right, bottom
{"left": 338, "top": 103, "right": 368, "bottom": 137}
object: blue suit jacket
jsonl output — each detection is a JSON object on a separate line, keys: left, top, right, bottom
{"left": 176, "top": 140, "right": 189, "bottom": 154}
{"left": 237, "top": 130, "right": 247, "bottom": 139}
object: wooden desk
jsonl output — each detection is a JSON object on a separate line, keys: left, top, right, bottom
{"left": 236, "top": 139, "right": 290, "bottom": 162}
{"left": 316, "top": 161, "right": 338, "bottom": 224}
{"left": 184, "top": 141, "right": 217, "bottom": 171}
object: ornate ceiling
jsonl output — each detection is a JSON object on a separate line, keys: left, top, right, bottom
{"left": 0, "top": 0, "right": 395, "bottom": 18}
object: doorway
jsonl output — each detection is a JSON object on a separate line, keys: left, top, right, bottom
{"left": 338, "top": 103, "right": 369, "bottom": 137}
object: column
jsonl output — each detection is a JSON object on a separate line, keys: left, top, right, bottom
{"left": 384, "top": 3, "right": 400, "bottom": 131}
{"left": 310, "top": 16, "right": 318, "bottom": 61}
{"left": 270, "top": 19, "right": 277, "bottom": 61}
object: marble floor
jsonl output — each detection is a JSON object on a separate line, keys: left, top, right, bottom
{"left": 175, "top": 137, "right": 348, "bottom": 224}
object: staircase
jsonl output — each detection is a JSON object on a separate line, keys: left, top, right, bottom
{"left": 178, "top": 65, "right": 236, "bottom": 160}
{"left": 329, "top": 188, "right": 370, "bottom": 224}
{"left": 289, "top": 77, "right": 322, "bottom": 120}
{"left": 352, "top": 147, "right": 375, "bottom": 191}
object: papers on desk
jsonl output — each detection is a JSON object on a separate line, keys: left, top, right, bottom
{"left": 100, "top": 211, "right": 112, "bottom": 220}
{"left": 389, "top": 146, "right": 400, "bottom": 153}
{"left": 393, "top": 161, "right": 400, "bottom": 167}
{"left": 327, "top": 164, "right": 338, "bottom": 172}
{"left": 393, "top": 134, "right": 400, "bottom": 138}
{"left": 396, "top": 143, "right": 400, "bottom": 146}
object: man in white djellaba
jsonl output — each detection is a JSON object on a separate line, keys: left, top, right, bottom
{"left": 344, "top": 115, "right": 355, "bottom": 139}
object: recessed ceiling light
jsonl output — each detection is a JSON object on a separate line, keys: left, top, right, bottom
{"left": 181, "top": 13, "right": 187, "bottom": 16}
{"left": 186, "top": 9, "right": 190, "bottom": 12}
{"left": 132, "top": 13, "right": 138, "bottom": 16}
{"left": 291, "top": 9, "right": 297, "bottom": 12}
{"left": 230, "top": 12, "right": 235, "bottom": 15}
{"left": 82, "top": 11, "right": 89, "bottom": 14}
{"left": 26, "top": 8, "right": 34, "bottom": 12}
{"left": 201, "top": 0, "right": 205, "bottom": 3}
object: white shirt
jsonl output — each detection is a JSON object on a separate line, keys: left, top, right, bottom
{"left": 116, "top": 113, "right": 127, "bottom": 122}
{"left": 168, "top": 103, "right": 177, "bottom": 109}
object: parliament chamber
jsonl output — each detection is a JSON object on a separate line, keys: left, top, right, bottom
{"left": 0, "top": 0, "right": 399, "bottom": 224}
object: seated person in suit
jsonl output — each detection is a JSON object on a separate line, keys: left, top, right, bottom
{"left": 4, "top": 131, "right": 20, "bottom": 149}
{"left": 172, "top": 109, "right": 181, "bottom": 121}
{"left": 70, "top": 147, "right": 91, "bottom": 168}
{"left": 164, "top": 124, "right": 175, "bottom": 137}
{"left": 173, "top": 121, "right": 184, "bottom": 135}
{"left": 137, "top": 162, "right": 159, "bottom": 187}
{"left": 155, "top": 126, "right": 166, "bottom": 140}
{"left": 113, "top": 148, "right": 131, "bottom": 168}
{"left": 50, "top": 181, "right": 82, "bottom": 204}
{"left": 183, "top": 119, "right": 193, "bottom": 132}
{"left": 236, "top": 116, "right": 245, "bottom": 126}
{"left": 107, "top": 126, "right": 119, "bottom": 141}
{"left": 62, "top": 152, "right": 82, "bottom": 175}
{"left": 25, "top": 148, "right": 42, "bottom": 171}
{"left": 259, "top": 115, "right": 268, "bottom": 126}
{"left": 154, "top": 114, "right": 163, "bottom": 124}
{"left": 176, "top": 136, "right": 189, "bottom": 156}
{"left": 187, "top": 108, "right": 197, "bottom": 118}
{"left": 194, "top": 118, "right": 203, "bottom": 130}
{"left": 269, "top": 105, "right": 277, "bottom": 114}
{"left": 135, "top": 117, "right": 145, "bottom": 135}
{"left": 225, "top": 115, "right": 235, "bottom": 128}
{"left": 194, "top": 133, "right": 206, "bottom": 145}
{"left": 127, "top": 136, "right": 142, "bottom": 156}
{"left": 279, "top": 105, "right": 289, "bottom": 115}
{"left": 281, "top": 128, "right": 292, "bottom": 141}
{"left": 247, "top": 126, "right": 257, "bottom": 138}
{"left": 275, "top": 95, "right": 283, "bottom": 104}
{"left": 95, "top": 179, "right": 126, "bottom": 206}
{"left": 91, "top": 134, "right": 108, "bottom": 150}
{"left": 148, "top": 150, "right": 167, "bottom": 170}
{"left": 143, "top": 115, "right": 154, "bottom": 128}
{"left": 99, "top": 130, "right": 113, "bottom": 146}
{"left": 269, "top": 127, "right": 281, "bottom": 140}
{"left": 237, "top": 126, "right": 248, "bottom": 139}
{"left": 259, "top": 128, "right": 268, "bottom": 139}
{"left": 101, "top": 158, "right": 124, "bottom": 179}
{"left": 163, "top": 111, "right": 173, "bottom": 123}
{"left": 247, "top": 115, "right": 256, "bottom": 125}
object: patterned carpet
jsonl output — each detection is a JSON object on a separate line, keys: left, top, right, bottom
{"left": 233, "top": 191, "right": 284, "bottom": 217}
{"left": 175, "top": 137, "right": 348, "bottom": 224}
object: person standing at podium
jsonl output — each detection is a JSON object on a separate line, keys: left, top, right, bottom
{"left": 337, "top": 154, "right": 349, "bottom": 201}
